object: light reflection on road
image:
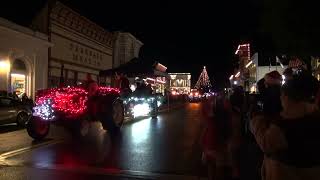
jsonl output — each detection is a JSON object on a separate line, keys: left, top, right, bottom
{"left": 1, "top": 104, "right": 206, "bottom": 178}
{"left": 131, "top": 118, "right": 151, "bottom": 144}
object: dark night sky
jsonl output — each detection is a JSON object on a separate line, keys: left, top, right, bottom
{"left": 2, "top": 0, "right": 320, "bottom": 87}
{"left": 62, "top": 0, "right": 260, "bottom": 86}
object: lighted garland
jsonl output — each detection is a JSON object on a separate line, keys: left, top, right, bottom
{"left": 98, "top": 87, "right": 120, "bottom": 95}
{"left": 53, "top": 88, "right": 88, "bottom": 118}
{"left": 33, "top": 98, "right": 55, "bottom": 120}
{"left": 34, "top": 87, "right": 120, "bottom": 120}
{"left": 35, "top": 87, "right": 89, "bottom": 119}
{"left": 123, "top": 96, "right": 163, "bottom": 108}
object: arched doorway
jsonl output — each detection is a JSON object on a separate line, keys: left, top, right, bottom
{"left": 10, "top": 59, "right": 28, "bottom": 97}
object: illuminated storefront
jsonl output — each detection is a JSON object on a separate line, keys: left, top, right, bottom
{"left": 311, "top": 57, "right": 320, "bottom": 81}
{"left": 145, "top": 77, "right": 166, "bottom": 95}
{"left": 10, "top": 60, "right": 27, "bottom": 97}
{"left": 0, "top": 18, "right": 51, "bottom": 99}
{"left": 168, "top": 73, "right": 191, "bottom": 94}
{"left": 11, "top": 74, "right": 26, "bottom": 96}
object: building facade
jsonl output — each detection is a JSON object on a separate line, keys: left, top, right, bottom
{"left": 0, "top": 17, "right": 51, "bottom": 99}
{"left": 311, "top": 57, "right": 320, "bottom": 80}
{"left": 168, "top": 73, "right": 191, "bottom": 94}
{"left": 234, "top": 44, "right": 251, "bottom": 91}
{"left": 113, "top": 32, "right": 143, "bottom": 68}
{"left": 230, "top": 65, "right": 287, "bottom": 93}
{"left": 33, "top": 2, "right": 114, "bottom": 87}
{"left": 231, "top": 46, "right": 289, "bottom": 93}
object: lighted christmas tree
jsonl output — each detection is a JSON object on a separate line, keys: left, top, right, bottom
{"left": 195, "top": 66, "right": 212, "bottom": 89}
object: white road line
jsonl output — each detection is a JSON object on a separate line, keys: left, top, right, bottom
{"left": 0, "top": 139, "right": 62, "bottom": 161}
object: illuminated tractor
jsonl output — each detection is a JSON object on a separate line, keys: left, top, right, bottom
{"left": 26, "top": 87, "right": 124, "bottom": 140}
{"left": 188, "top": 89, "right": 201, "bottom": 102}
{"left": 123, "top": 95, "right": 162, "bottom": 119}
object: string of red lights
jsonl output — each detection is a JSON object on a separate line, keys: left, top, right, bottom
{"left": 35, "top": 87, "right": 120, "bottom": 119}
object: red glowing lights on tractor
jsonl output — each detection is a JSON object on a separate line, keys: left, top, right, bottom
{"left": 35, "top": 87, "right": 120, "bottom": 119}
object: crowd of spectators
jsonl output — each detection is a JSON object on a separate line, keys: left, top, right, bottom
{"left": 201, "top": 67, "right": 320, "bottom": 180}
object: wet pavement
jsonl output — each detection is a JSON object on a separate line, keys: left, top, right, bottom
{"left": 0, "top": 103, "right": 207, "bottom": 179}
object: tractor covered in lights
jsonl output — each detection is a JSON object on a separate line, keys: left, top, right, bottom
{"left": 32, "top": 87, "right": 91, "bottom": 120}
{"left": 188, "top": 89, "right": 201, "bottom": 102}
{"left": 123, "top": 96, "right": 162, "bottom": 118}
{"left": 132, "top": 103, "right": 151, "bottom": 118}
{"left": 32, "top": 98, "right": 55, "bottom": 121}
{"left": 27, "top": 86, "right": 122, "bottom": 140}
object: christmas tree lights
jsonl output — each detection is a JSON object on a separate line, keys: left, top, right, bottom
{"left": 195, "top": 66, "right": 212, "bottom": 89}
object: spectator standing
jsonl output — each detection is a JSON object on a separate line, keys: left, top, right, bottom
{"left": 119, "top": 73, "right": 130, "bottom": 91}
{"left": 250, "top": 73, "right": 320, "bottom": 180}
{"left": 262, "top": 71, "right": 283, "bottom": 116}
{"left": 229, "top": 86, "right": 245, "bottom": 179}
{"left": 21, "top": 93, "right": 34, "bottom": 109}
{"left": 201, "top": 91, "right": 232, "bottom": 180}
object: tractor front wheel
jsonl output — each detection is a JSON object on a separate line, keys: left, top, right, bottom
{"left": 26, "top": 116, "right": 50, "bottom": 141}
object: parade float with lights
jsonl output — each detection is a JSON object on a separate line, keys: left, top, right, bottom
{"left": 26, "top": 86, "right": 123, "bottom": 140}
{"left": 99, "top": 58, "right": 167, "bottom": 119}
{"left": 123, "top": 96, "right": 162, "bottom": 118}
{"left": 27, "top": 59, "right": 167, "bottom": 140}
{"left": 27, "top": 85, "right": 163, "bottom": 140}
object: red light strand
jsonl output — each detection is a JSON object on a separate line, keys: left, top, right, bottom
{"left": 35, "top": 87, "right": 120, "bottom": 119}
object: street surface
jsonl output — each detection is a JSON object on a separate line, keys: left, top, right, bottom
{"left": 0, "top": 103, "right": 207, "bottom": 180}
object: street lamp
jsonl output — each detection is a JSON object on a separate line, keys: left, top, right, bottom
{"left": 0, "top": 59, "right": 10, "bottom": 92}
{"left": 0, "top": 60, "right": 10, "bottom": 73}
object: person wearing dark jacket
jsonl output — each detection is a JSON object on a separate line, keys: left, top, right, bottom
{"left": 21, "top": 93, "right": 34, "bottom": 110}
{"left": 229, "top": 86, "right": 245, "bottom": 179}
{"left": 201, "top": 91, "right": 232, "bottom": 180}
{"left": 262, "top": 71, "right": 283, "bottom": 116}
{"left": 87, "top": 80, "right": 119, "bottom": 137}
{"left": 251, "top": 73, "right": 320, "bottom": 180}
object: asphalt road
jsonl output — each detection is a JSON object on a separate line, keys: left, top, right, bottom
{"left": 0, "top": 103, "right": 208, "bottom": 180}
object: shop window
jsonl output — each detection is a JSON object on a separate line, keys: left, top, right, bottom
{"left": 11, "top": 59, "right": 27, "bottom": 97}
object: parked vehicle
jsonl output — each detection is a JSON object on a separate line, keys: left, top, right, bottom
{"left": 0, "top": 97, "right": 32, "bottom": 127}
